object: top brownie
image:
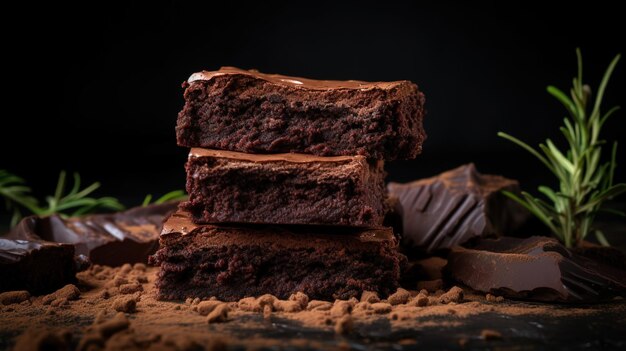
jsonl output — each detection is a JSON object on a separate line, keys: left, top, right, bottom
{"left": 176, "top": 67, "right": 426, "bottom": 160}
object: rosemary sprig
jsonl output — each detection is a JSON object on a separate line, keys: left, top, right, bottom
{"left": 0, "top": 170, "right": 125, "bottom": 225}
{"left": 0, "top": 170, "right": 40, "bottom": 226}
{"left": 142, "top": 190, "right": 187, "bottom": 206}
{"left": 37, "top": 171, "right": 125, "bottom": 217}
{"left": 498, "top": 49, "right": 625, "bottom": 248}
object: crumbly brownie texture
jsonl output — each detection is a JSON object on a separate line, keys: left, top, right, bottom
{"left": 388, "top": 164, "right": 528, "bottom": 253}
{"left": 151, "top": 211, "right": 402, "bottom": 301}
{"left": 7, "top": 202, "right": 178, "bottom": 266}
{"left": 176, "top": 67, "right": 426, "bottom": 160}
{"left": 182, "top": 148, "right": 387, "bottom": 226}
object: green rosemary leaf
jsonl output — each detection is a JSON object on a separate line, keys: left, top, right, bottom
{"left": 546, "top": 139, "right": 575, "bottom": 174}
{"left": 497, "top": 132, "right": 557, "bottom": 175}
{"left": 36, "top": 171, "right": 125, "bottom": 217}
{"left": 142, "top": 194, "right": 153, "bottom": 206}
{"left": 577, "top": 184, "right": 626, "bottom": 214}
{"left": 599, "top": 106, "right": 621, "bottom": 128}
{"left": 499, "top": 50, "right": 623, "bottom": 247}
{"left": 595, "top": 230, "right": 610, "bottom": 247}
{"left": 538, "top": 186, "right": 558, "bottom": 203}
{"left": 142, "top": 190, "right": 187, "bottom": 206}
{"left": 547, "top": 86, "right": 576, "bottom": 116}
{"left": 591, "top": 54, "right": 621, "bottom": 121}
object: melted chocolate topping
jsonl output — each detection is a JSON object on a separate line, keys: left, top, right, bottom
{"left": 188, "top": 66, "right": 406, "bottom": 91}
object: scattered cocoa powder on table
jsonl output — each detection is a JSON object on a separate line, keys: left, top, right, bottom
{"left": 0, "top": 265, "right": 621, "bottom": 350}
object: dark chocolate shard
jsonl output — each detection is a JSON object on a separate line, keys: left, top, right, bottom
{"left": 446, "top": 236, "right": 626, "bottom": 302}
{"left": 388, "top": 164, "right": 528, "bottom": 253}
{"left": 6, "top": 202, "right": 178, "bottom": 267}
{"left": 0, "top": 234, "right": 79, "bottom": 294}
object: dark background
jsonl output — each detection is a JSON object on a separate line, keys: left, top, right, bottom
{"left": 2, "top": 1, "right": 625, "bottom": 208}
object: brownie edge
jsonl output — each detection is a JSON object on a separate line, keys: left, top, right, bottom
{"left": 176, "top": 67, "right": 426, "bottom": 160}
{"left": 182, "top": 148, "right": 388, "bottom": 227}
{"left": 151, "top": 211, "right": 402, "bottom": 301}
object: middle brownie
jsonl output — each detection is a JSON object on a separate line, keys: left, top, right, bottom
{"left": 182, "top": 148, "right": 387, "bottom": 227}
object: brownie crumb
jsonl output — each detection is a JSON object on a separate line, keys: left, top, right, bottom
{"left": 288, "top": 292, "right": 309, "bottom": 309}
{"left": 207, "top": 304, "right": 229, "bottom": 323}
{"left": 0, "top": 291, "right": 30, "bottom": 305}
{"left": 486, "top": 294, "right": 505, "bottom": 303}
{"left": 334, "top": 315, "right": 353, "bottom": 335}
{"left": 330, "top": 301, "right": 353, "bottom": 317}
{"left": 371, "top": 302, "right": 392, "bottom": 314}
{"left": 119, "top": 283, "right": 143, "bottom": 295}
{"left": 133, "top": 263, "right": 147, "bottom": 272}
{"left": 273, "top": 299, "right": 303, "bottom": 312}
{"left": 13, "top": 328, "right": 71, "bottom": 351}
{"left": 387, "top": 288, "right": 411, "bottom": 305}
{"left": 42, "top": 284, "right": 80, "bottom": 305}
{"left": 197, "top": 301, "right": 224, "bottom": 316}
{"left": 307, "top": 300, "right": 333, "bottom": 311}
{"left": 256, "top": 294, "right": 277, "bottom": 310}
{"left": 237, "top": 297, "right": 257, "bottom": 312}
{"left": 97, "top": 312, "right": 130, "bottom": 337}
{"left": 119, "top": 263, "right": 133, "bottom": 274}
{"left": 113, "top": 297, "right": 137, "bottom": 313}
{"left": 439, "top": 286, "right": 464, "bottom": 304}
{"left": 410, "top": 292, "right": 430, "bottom": 307}
{"left": 360, "top": 291, "right": 380, "bottom": 304}
{"left": 263, "top": 305, "right": 272, "bottom": 319}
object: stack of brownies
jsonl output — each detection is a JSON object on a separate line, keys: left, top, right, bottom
{"left": 152, "top": 67, "right": 426, "bottom": 301}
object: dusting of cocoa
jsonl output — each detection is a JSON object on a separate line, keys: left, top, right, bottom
{"left": 0, "top": 265, "right": 621, "bottom": 350}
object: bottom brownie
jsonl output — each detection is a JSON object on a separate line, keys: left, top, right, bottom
{"left": 151, "top": 211, "right": 402, "bottom": 301}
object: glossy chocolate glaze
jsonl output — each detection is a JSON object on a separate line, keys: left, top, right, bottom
{"left": 189, "top": 147, "right": 361, "bottom": 164}
{"left": 188, "top": 66, "right": 406, "bottom": 91}
{"left": 162, "top": 210, "right": 393, "bottom": 244}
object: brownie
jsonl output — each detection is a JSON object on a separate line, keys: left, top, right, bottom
{"left": 1, "top": 226, "right": 84, "bottom": 294}
{"left": 151, "top": 211, "right": 402, "bottom": 301}
{"left": 446, "top": 236, "right": 626, "bottom": 303}
{"left": 388, "top": 164, "right": 528, "bottom": 253}
{"left": 176, "top": 67, "right": 426, "bottom": 160}
{"left": 182, "top": 148, "right": 387, "bottom": 227}
{"left": 7, "top": 202, "right": 178, "bottom": 266}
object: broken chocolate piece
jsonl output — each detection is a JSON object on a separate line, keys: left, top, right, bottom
{"left": 177, "top": 67, "right": 426, "bottom": 160}
{"left": 388, "top": 164, "right": 528, "bottom": 252}
{"left": 446, "top": 236, "right": 626, "bottom": 302}
{"left": 183, "top": 148, "right": 387, "bottom": 226}
{"left": 7, "top": 202, "right": 177, "bottom": 266}
{"left": 151, "top": 210, "right": 402, "bottom": 301}
{"left": 0, "top": 235, "right": 80, "bottom": 294}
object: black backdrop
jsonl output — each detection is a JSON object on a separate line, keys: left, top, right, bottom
{"left": 2, "top": 1, "right": 625, "bottom": 207}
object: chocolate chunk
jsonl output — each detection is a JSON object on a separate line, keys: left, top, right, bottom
{"left": 446, "top": 236, "right": 626, "bottom": 302}
{"left": 177, "top": 67, "right": 426, "bottom": 161}
{"left": 7, "top": 202, "right": 177, "bottom": 266}
{"left": 183, "top": 148, "right": 387, "bottom": 226}
{"left": 388, "top": 164, "right": 528, "bottom": 252}
{"left": 0, "top": 236, "right": 79, "bottom": 294}
{"left": 150, "top": 210, "right": 402, "bottom": 301}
